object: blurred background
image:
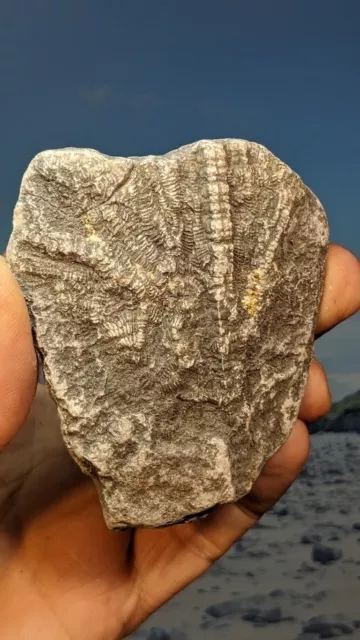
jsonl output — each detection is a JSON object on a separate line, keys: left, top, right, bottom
{"left": 1, "top": 0, "right": 359, "bottom": 402}
{"left": 1, "top": 3, "right": 360, "bottom": 638}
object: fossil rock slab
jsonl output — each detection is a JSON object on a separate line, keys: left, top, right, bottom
{"left": 6, "top": 139, "right": 328, "bottom": 529}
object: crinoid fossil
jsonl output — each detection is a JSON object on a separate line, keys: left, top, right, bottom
{"left": 6, "top": 139, "right": 328, "bottom": 528}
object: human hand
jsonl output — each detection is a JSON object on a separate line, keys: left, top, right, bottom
{"left": 0, "top": 244, "right": 359, "bottom": 640}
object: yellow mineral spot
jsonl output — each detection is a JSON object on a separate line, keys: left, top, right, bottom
{"left": 242, "top": 267, "right": 266, "bottom": 317}
{"left": 82, "top": 214, "right": 100, "bottom": 242}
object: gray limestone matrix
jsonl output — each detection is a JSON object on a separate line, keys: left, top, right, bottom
{"left": 6, "top": 139, "right": 329, "bottom": 528}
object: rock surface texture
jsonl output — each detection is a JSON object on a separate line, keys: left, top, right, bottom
{"left": 6, "top": 139, "right": 329, "bottom": 528}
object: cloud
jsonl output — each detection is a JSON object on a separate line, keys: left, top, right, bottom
{"left": 78, "top": 85, "right": 159, "bottom": 110}
{"left": 78, "top": 84, "right": 113, "bottom": 104}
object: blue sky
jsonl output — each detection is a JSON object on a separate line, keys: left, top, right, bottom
{"left": 1, "top": 0, "right": 359, "bottom": 401}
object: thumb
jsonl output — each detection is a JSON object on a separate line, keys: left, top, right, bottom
{"left": 0, "top": 255, "right": 38, "bottom": 449}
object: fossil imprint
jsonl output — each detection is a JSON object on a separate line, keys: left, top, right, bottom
{"left": 6, "top": 139, "right": 328, "bottom": 528}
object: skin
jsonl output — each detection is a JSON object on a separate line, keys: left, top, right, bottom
{"left": 0, "top": 243, "right": 359, "bottom": 639}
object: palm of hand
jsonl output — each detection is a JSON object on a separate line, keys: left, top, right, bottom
{"left": 0, "top": 245, "right": 359, "bottom": 640}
